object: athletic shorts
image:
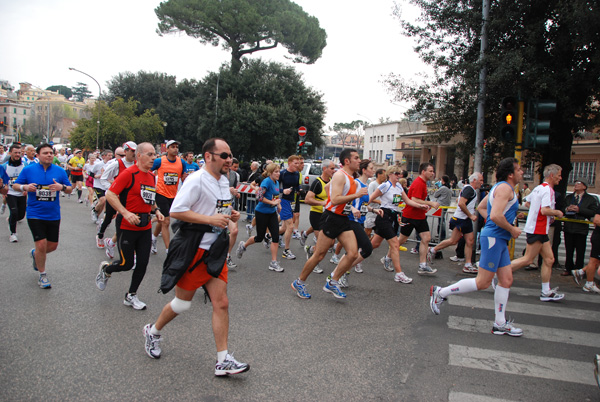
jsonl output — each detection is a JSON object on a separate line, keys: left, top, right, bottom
{"left": 590, "top": 232, "right": 600, "bottom": 260}
{"left": 70, "top": 174, "right": 83, "bottom": 183}
{"left": 309, "top": 211, "right": 323, "bottom": 231}
{"left": 526, "top": 233, "right": 549, "bottom": 244}
{"left": 155, "top": 193, "right": 175, "bottom": 217}
{"left": 280, "top": 199, "right": 293, "bottom": 221}
{"left": 177, "top": 248, "right": 228, "bottom": 291}
{"left": 321, "top": 210, "right": 352, "bottom": 239}
{"left": 85, "top": 176, "right": 94, "bottom": 188}
{"left": 478, "top": 235, "right": 511, "bottom": 273}
{"left": 27, "top": 218, "right": 60, "bottom": 243}
{"left": 94, "top": 188, "right": 106, "bottom": 198}
{"left": 449, "top": 217, "right": 473, "bottom": 234}
{"left": 399, "top": 216, "right": 430, "bottom": 237}
{"left": 374, "top": 208, "right": 400, "bottom": 240}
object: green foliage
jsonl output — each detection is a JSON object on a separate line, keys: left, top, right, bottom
{"left": 46, "top": 85, "right": 73, "bottom": 99}
{"left": 332, "top": 121, "right": 364, "bottom": 148}
{"left": 155, "top": 0, "right": 327, "bottom": 73}
{"left": 70, "top": 98, "right": 164, "bottom": 150}
{"left": 193, "top": 59, "right": 326, "bottom": 159}
{"left": 71, "top": 82, "right": 93, "bottom": 102}
{"left": 386, "top": 0, "right": 600, "bottom": 180}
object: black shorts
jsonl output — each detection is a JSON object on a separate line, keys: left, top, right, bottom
{"left": 449, "top": 217, "right": 473, "bottom": 234}
{"left": 70, "top": 174, "right": 83, "bottom": 183}
{"left": 526, "top": 233, "right": 549, "bottom": 244}
{"left": 590, "top": 232, "right": 600, "bottom": 260}
{"left": 155, "top": 193, "right": 175, "bottom": 217}
{"left": 321, "top": 210, "right": 352, "bottom": 239}
{"left": 309, "top": 211, "right": 323, "bottom": 231}
{"left": 27, "top": 218, "right": 60, "bottom": 243}
{"left": 94, "top": 188, "right": 106, "bottom": 198}
{"left": 374, "top": 208, "right": 400, "bottom": 240}
{"left": 400, "top": 216, "right": 430, "bottom": 237}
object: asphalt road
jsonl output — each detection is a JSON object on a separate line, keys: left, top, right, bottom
{"left": 0, "top": 194, "right": 599, "bottom": 401}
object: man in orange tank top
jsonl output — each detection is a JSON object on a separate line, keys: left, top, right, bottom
{"left": 291, "top": 148, "right": 367, "bottom": 299}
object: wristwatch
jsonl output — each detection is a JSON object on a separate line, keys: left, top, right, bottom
{"left": 62, "top": 184, "right": 67, "bottom": 191}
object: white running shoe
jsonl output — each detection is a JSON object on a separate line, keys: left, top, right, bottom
{"left": 449, "top": 255, "right": 465, "bottom": 262}
{"left": 429, "top": 285, "right": 445, "bottom": 315}
{"left": 104, "top": 238, "right": 115, "bottom": 259}
{"left": 492, "top": 320, "right": 523, "bottom": 337}
{"left": 418, "top": 264, "right": 437, "bottom": 276}
{"left": 124, "top": 293, "right": 147, "bottom": 310}
{"left": 215, "top": 353, "right": 250, "bottom": 376}
{"left": 330, "top": 254, "right": 340, "bottom": 264}
{"left": 338, "top": 273, "right": 349, "bottom": 288}
{"left": 96, "top": 235, "right": 105, "bottom": 249}
{"left": 143, "top": 324, "right": 161, "bottom": 359}
{"left": 282, "top": 249, "right": 296, "bottom": 260}
{"left": 9, "top": 233, "right": 18, "bottom": 243}
{"left": 312, "top": 265, "right": 323, "bottom": 274}
{"left": 269, "top": 260, "right": 284, "bottom": 272}
{"left": 410, "top": 248, "right": 419, "bottom": 255}
{"left": 354, "top": 263, "right": 363, "bottom": 273}
{"left": 394, "top": 272, "right": 413, "bottom": 284}
{"left": 540, "top": 287, "right": 565, "bottom": 302}
{"left": 426, "top": 247, "right": 436, "bottom": 263}
{"left": 583, "top": 283, "right": 600, "bottom": 294}
{"left": 226, "top": 256, "right": 237, "bottom": 268}
{"left": 245, "top": 224, "right": 253, "bottom": 237}
{"left": 151, "top": 237, "right": 158, "bottom": 255}
{"left": 236, "top": 241, "right": 246, "bottom": 259}
{"left": 96, "top": 261, "right": 110, "bottom": 291}
{"left": 462, "top": 264, "right": 478, "bottom": 274}
{"left": 299, "top": 231, "right": 308, "bottom": 246}
{"left": 380, "top": 256, "right": 393, "bottom": 272}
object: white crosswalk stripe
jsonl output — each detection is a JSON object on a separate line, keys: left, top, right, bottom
{"left": 448, "top": 392, "right": 516, "bottom": 402}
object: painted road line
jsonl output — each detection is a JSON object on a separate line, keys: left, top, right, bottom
{"left": 449, "top": 391, "right": 516, "bottom": 402}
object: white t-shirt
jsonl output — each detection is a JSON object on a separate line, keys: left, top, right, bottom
{"left": 377, "top": 181, "right": 404, "bottom": 212}
{"left": 524, "top": 182, "right": 554, "bottom": 235}
{"left": 92, "top": 160, "right": 107, "bottom": 190}
{"left": 171, "top": 168, "right": 232, "bottom": 250}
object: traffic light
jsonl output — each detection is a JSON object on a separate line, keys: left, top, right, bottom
{"left": 524, "top": 99, "right": 556, "bottom": 148}
{"left": 0, "top": 121, "right": 5, "bottom": 131}
{"left": 500, "top": 96, "right": 518, "bottom": 142}
{"left": 301, "top": 141, "right": 312, "bottom": 156}
{"left": 297, "top": 140, "right": 305, "bottom": 154}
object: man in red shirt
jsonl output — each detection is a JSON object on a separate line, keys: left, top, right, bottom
{"left": 398, "top": 162, "right": 439, "bottom": 275}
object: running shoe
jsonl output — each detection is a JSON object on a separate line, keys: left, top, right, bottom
{"left": 245, "top": 224, "right": 253, "bottom": 237}
{"left": 215, "top": 353, "right": 250, "bottom": 376}
{"left": 236, "top": 241, "right": 246, "bottom": 259}
{"left": 313, "top": 265, "right": 323, "bottom": 274}
{"left": 291, "top": 279, "right": 311, "bottom": 299}
{"left": 279, "top": 238, "right": 285, "bottom": 248}
{"left": 96, "top": 218, "right": 103, "bottom": 235}
{"left": 38, "top": 274, "right": 51, "bottom": 289}
{"left": 380, "top": 256, "right": 393, "bottom": 272}
{"left": 299, "top": 231, "right": 308, "bottom": 247}
{"left": 583, "top": 283, "right": 600, "bottom": 294}
{"left": 338, "top": 273, "right": 349, "bottom": 288}
{"left": 426, "top": 247, "right": 436, "bottom": 263}
{"left": 124, "top": 293, "right": 147, "bottom": 310}
{"left": 330, "top": 254, "right": 340, "bottom": 264}
{"left": 449, "top": 255, "right": 465, "bottom": 262}
{"left": 410, "top": 248, "right": 419, "bottom": 255}
{"left": 429, "top": 285, "right": 445, "bottom": 315}
{"left": 292, "top": 231, "right": 301, "bottom": 240}
{"left": 323, "top": 279, "right": 346, "bottom": 298}
{"left": 305, "top": 244, "right": 313, "bottom": 260}
{"left": 264, "top": 233, "right": 272, "bottom": 249}
{"left": 31, "top": 248, "right": 38, "bottom": 271}
{"left": 394, "top": 272, "right": 413, "bottom": 284}
{"left": 354, "top": 263, "right": 363, "bottom": 273}
{"left": 540, "top": 287, "right": 565, "bottom": 302}
{"left": 268, "top": 260, "right": 284, "bottom": 272}
{"left": 104, "top": 238, "right": 115, "bottom": 259}
{"left": 96, "top": 261, "right": 110, "bottom": 291}
{"left": 418, "top": 265, "right": 438, "bottom": 276}
{"left": 151, "top": 237, "right": 158, "bottom": 255}
{"left": 9, "top": 233, "right": 17, "bottom": 243}
{"left": 226, "top": 256, "right": 237, "bottom": 268}
{"left": 91, "top": 208, "right": 98, "bottom": 223}
{"left": 282, "top": 249, "right": 296, "bottom": 260}
{"left": 462, "top": 264, "right": 478, "bottom": 274}
{"left": 492, "top": 320, "right": 523, "bottom": 337}
{"left": 572, "top": 269, "right": 585, "bottom": 286}
{"left": 96, "top": 235, "right": 105, "bottom": 249}
{"left": 143, "top": 324, "right": 161, "bottom": 359}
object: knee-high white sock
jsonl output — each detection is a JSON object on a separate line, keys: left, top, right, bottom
{"left": 439, "top": 278, "right": 477, "bottom": 298}
{"left": 494, "top": 285, "right": 510, "bottom": 325}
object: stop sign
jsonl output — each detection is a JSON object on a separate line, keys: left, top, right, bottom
{"left": 298, "top": 126, "right": 307, "bottom": 137}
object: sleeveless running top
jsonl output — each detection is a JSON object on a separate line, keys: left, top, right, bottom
{"left": 481, "top": 181, "right": 520, "bottom": 240}
{"left": 325, "top": 169, "right": 357, "bottom": 216}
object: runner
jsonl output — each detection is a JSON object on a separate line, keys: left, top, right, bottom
{"left": 279, "top": 155, "right": 301, "bottom": 259}
{"left": 83, "top": 153, "right": 97, "bottom": 207}
{"left": 13, "top": 143, "right": 73, "bottom": 289}
{"left": 430, "top": 157, "right": 524, "bottom": 337}
{"left": 292, "top": 156, "right": 305, "bottom": 240}
{"left": 142, "top": 137, "right": 250, "bottom": 377}
{"left": 67, "top": 149, "right": 85, "bottom": 203}
{"left": 572, "top": 204, "right": 600, "bottom": 293}
{"left": 364, "top": 168, "right": 386, "bottom": 238}
{"left": 95, "top": 142, "right": 164, "bottom": 309}
{"left": 3, "top": 143, "right": 27, "bottom": 242}
{"left": 92, "top": 150, "right": 114, "bottom": 247}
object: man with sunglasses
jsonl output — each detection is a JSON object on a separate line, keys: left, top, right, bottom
{"left": 96, "top": 142, "right": 164, "bottom": 310}
{"left": 97, "top": 143, "right": 137, "bottom": 258}
{"left": 151, "top": 140, "right": 184, "bottom": 255}
{"left": 143, "top": 137, "right": 250, "bottom": 377}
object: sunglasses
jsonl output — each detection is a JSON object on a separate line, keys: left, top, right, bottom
{"left": 210, "top": 151, "right": 233, "bottom": 160}
{"left": 117, "top": 154, "right": 126, "bottom": 157}
{"left": 393, "top": 172, "right": 402, "bottom": 176}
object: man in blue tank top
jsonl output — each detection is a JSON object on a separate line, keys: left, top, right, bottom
{"left": 429, "top": 158, "right": 525, "bottom": 336}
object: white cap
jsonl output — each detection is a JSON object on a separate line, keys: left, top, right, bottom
{"left": 123, "top": 141, "right": 137, "bottom": 151}
{"left": 166, "top": 140, "right": 180, "bottom": 148}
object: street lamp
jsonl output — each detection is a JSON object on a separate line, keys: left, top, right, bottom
{"left": 357, "top": 113, "right": 374, "bottom": 160}
{"left": 69, "top": 67, "right": 101, "bottom": 150}
{"left": 411, "top": 140, "right": 416, "bottom": 178}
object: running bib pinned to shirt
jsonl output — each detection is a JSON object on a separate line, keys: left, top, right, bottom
{"left": 36, "top": 185, "right": 56, "bottom": 202}
{"left": 360, "top": 202, "right": 368, "bottom": 217}
{"left": 163, "top": 172, "right": 179, "bottom": 185}
{"left": 140, "top": 184, "right": 156, "bottom": 205}
{"left": 392, "top": 194, "right": 402, "bottom": 205}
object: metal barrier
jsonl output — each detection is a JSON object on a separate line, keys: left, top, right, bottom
{"left": 236, "top": 183, "right": 257, "bottom": 222}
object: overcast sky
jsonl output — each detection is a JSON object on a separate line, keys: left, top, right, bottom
{"left": 1, "top": 0, "right": 428, "bottom": 132}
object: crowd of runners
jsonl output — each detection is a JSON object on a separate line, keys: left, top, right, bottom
{"left": 2, "top": 139, "right": 600, "bottom": 381}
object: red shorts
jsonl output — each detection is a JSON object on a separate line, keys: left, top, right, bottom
{"left": 176, "top": 248, "right": 228, "bottom": 291}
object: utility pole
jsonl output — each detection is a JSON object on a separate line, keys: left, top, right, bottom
{"left": 473, "top": 0, "right": 490, "bottom": 174}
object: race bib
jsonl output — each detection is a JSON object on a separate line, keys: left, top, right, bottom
{"left": 36, "top": 185, "right": 56, "bottom": 202}
{"left": 392, "top": 194, "right": 402, "bottom": 206}
{"left": 140, "top": 184, "right": 156, "bottom": 205}
{"left": 216, "top": 199, "right": 233, "bottom": 215}
{"left": 8, "top": 177, "right": 17, "bottom": 186}
{"left": 360, "top": 202, "right": 368, "bottom": 217}
{"left": 290, "top": 201, "right": 296, "bottom": 210}
{"left": 342, "top": 202, "right": 353, "bottom": 216}
{"left": 163, "top": 172, "right": 179, "bottom": 185}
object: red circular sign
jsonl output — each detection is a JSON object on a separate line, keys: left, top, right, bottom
{"left": 298, "top": 126, "right": 307, "bottom": 137}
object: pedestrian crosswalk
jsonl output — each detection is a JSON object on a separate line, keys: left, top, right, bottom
{"left": 437, "top": 285, "right": 600, "bottom": 400}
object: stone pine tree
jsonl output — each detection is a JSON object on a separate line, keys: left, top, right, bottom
{"left": 155, "top": 0, "right": 327, "bottom": 74}
{"left": 71, "top": 82, "right": 93, "bottom": 102}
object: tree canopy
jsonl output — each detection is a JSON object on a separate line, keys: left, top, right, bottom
{"left": 71, "top": 82, "right": 93, "bottom": 102}
{"left": 386, "top": 0, "right": 600, "bottom": 185}
{"left": 155, "top": 0, "right": 327, "bottom": 73}
{"left": 46, "top": 85, "right": 72, "bottom": 99}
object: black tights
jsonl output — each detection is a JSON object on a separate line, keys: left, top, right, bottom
{"left": 7, "top": 195, "right": 26, "bottom": 234}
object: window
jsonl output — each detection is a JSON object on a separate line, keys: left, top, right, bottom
{"left": 523, "top": 162, "right": 535, "bottom": 181}
{"left": 23, "top": 118, "right": 26, "bottom": 125}
{"left": 569, "top": 162, "right": 596, "bottom": 187}
{"left": 3, "top": 107, "right": 5, "bottom": 113}
{"left": 23, "top": 110, "right": 26, "bottom": 115}
{"left": 13, "top": 108, "right": 16, "bottom": 113}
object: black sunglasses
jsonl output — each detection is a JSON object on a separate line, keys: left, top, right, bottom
{"left": 210, "top": 151, "right": 233, "bottom": 160}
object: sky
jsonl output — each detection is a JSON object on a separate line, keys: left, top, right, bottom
{"left": 1, "top": 0, "right": 428, "bottom": 132}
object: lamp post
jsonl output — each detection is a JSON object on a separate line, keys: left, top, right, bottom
{"left": 357, "top": 113, "right": 374, "bottom": 160}
{"left": 69, "top": 67, "right": 101, "bottom": 150}
{"left": 411, "top": 140, "right": 416, "bottom": 178}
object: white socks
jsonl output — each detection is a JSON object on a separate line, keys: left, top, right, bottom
{"left": 217, "top": 350, "right": 228, "bottom": 363}
{"left": 439, "top": 278, "right": 477, "bottom": 298}
{"left": 494, "top": 285, "right": 510, "bottom": 325}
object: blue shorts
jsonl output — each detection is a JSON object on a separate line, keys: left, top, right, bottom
{"left": 280, "top": 199, "right": 293, "bottom": 221}
{"left": 479, "top": 236, "right": 511, "bottom": 273}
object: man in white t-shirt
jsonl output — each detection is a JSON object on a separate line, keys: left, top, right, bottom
{"left": 142, "top": 137, "right": 249, "bottom": 377}
{"left": 91, "top": 149, "right": 113, "bottom": 246}
{"left": 511, "top": 164, "right": 564, "bottom": 302}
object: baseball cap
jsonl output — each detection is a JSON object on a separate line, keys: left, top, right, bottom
{"left": 74, "top": 149, "right": 82, "bottom": 154}
{"left": 166, "top": 140, "right": 180, "bottom": 148}
{"left": 123, "top": 141, "right": 137, "bottom": 151}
